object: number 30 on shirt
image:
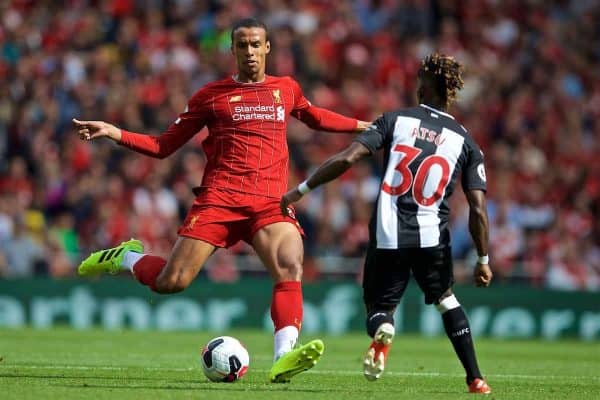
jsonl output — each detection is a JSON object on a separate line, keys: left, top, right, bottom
{"left": 382, "top": 144, "right": 451, "bottom": 207}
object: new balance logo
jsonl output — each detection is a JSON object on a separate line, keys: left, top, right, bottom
{"left": 175, "top": 105, "right": 189, "bottom": 124}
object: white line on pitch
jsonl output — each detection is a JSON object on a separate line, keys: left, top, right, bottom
{"left": 0, "top": 365, "right": 191, "bottom": 372}
{"left": 1, "top": 365, "right": 598, "bottom": 381}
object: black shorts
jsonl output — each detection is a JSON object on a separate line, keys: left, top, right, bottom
{"left": 362, "top": 245, "right": 454, "bottom": 306}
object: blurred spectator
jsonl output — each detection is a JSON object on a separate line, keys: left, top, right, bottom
{"left": 340, "top": 199, "right": 371, "bottom": 257}
{"left": 48, "top": 212, "right": 80, "bottom": 266}
{"left": 546, "top": 237, "right": 590, "bottom": 291}
{"left": 0, "top": 0, "right": 598, "bottom": 290}
{"left": 0, "top": 217, "right": 45, "bottom": 278}
{"left": 489, "top": 200, "right": 525, "bottom": 280}
{"left": 340, "top": 160, "right": 380, "bottom": 203}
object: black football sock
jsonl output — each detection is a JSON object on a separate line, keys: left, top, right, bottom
{"left": 441, "top": 307, "right": 482, "bottom": 384}
{"left": 366, "top": 309, "right": 394, "bottom": 338}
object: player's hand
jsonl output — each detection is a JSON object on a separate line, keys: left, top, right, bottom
{"left": 356, "top": 120, "right": 372, "bottom": 132}
{"left": 73, "top": 118, "right": 122, "bottom": 142}
{"left": 280, "top": 188, "right": 303, "bottom": 216}
{"left": 474, "top": 263, "right": 493, "bottom": 287}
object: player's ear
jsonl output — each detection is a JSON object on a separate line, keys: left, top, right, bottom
{"left": 265, "top": 40, "right": 271, "bottom": 54}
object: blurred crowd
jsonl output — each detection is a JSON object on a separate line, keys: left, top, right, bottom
{"left": 0, "top": 0, "right": 598, "bottom": 291}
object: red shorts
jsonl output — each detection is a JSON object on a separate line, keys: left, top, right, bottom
{"left": 177, "top": 187, "right": 304, "bottom": 248}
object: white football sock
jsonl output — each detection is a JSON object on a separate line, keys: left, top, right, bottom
{"left": 273, "top": 325, "right": 299, "bottom": 361}
{"left": 121, "top": 250, "right": 146, "bottom": 272}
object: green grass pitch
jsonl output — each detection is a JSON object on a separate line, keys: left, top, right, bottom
{"left": 1, "top": 328, "right": 598, "bottom": 399}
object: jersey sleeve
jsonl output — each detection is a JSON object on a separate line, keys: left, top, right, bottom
{"left": 289, "top": 77, "right": 311, "bottom": 112}
{"left": 352, "top": 113, "right": 392, "bottom": 154}
{"left": 119, "top": 89, "right": 210, "bottom": 158}
{"left": 461, "top": 139, "right": 487, "bottom": 192}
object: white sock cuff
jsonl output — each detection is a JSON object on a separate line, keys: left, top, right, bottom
{"left": 275, "top": 325, "right": 299, "bottom": 338}
{"left": 273, "top": 325, "right": 299, "bottom": 361}
{"left": 436, "top": 294, "right": 461, "bottom": 313}
{"left": 122, "top": 251, "right": 145, "bottom": 272}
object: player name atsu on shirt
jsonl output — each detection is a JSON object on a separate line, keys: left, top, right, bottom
{"left": 411, "top": 126, "right": 446, "bottom": 146}
{"left": 232, "top": 104, "right": 285, "bottom": 122}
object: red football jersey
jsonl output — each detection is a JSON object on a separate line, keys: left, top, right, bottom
{"left": 119, "top": 75, "right": 358, "bottom": 198}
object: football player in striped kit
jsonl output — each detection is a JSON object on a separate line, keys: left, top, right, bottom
{"left": 281, "top": 54, "right": 493, "bottom": 394}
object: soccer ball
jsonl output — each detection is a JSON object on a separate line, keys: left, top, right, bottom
{"left": 200, "top": 336, "right": 249, "bottom": 382}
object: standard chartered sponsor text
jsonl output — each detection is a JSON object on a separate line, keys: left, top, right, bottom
{"left": 232, "top": 105, "right": 284, "bottom": 121}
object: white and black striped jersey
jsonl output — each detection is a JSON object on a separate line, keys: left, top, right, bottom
{"left": 354, "top": 104, "right": 487, "bottom": 249}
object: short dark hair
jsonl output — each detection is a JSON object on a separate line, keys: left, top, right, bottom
{"left": 418, "top": 53, "right": 464, "bottom": 107}
{"left": 230, "top": 18, "right": 269, "bottom": 43}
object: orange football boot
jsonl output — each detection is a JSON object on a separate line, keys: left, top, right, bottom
{"left": 468, "top": 378, "right": 492, "bottom": 394}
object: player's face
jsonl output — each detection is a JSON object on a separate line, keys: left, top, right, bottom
{"left": 231, "top": 27, "right": 270, "bottom": 82}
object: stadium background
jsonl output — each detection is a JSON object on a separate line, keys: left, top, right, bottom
{"left": 0, "top": 0, "right": 598, "bottom": 339}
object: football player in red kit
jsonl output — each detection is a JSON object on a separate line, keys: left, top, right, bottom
{"left": 74, "top": 18, "right": 370, "bottom": 383}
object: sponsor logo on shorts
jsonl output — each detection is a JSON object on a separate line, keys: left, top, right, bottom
{"left": 184, "top": 215, "right": 200, "bottom": 231}
{"left": 286, "top": 207, "right": 296, "bottom": 219}
{"left": 286, "top": 207, "right": 303, "bottom": 230}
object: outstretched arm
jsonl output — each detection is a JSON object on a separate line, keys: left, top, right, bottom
{"left": 465, "top": 189, "right": 493, "bottom": 287}
{"left": 293, "top": 105, "right": 370, "bottom": 133}
{"left": 280, "top": 142, "right": 371, "bottom": 214}
{"left": 73, "top": 117, "right": 203, "bottom": 159}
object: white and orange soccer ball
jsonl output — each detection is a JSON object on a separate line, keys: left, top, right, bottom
{"left": 200, "top": 336, "right": 249, "bottom": 382}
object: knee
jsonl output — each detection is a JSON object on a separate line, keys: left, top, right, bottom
{"left": 155, "top": 272, "right": 190, "bottom": 294}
